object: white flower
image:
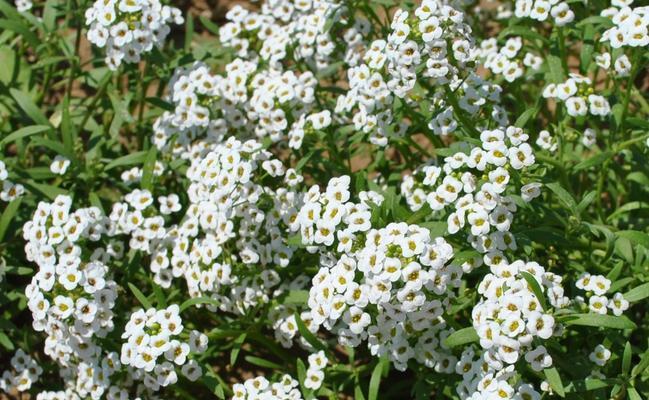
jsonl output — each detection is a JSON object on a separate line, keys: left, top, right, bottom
{"left": 49, "top": 156, "right": 71, "bottom": 175}
{"left": 589, "top": 344, "right": 611, "bottom": 366}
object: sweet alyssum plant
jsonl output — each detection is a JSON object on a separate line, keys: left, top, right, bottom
{"left": 1, "top": 0, "right": 649, "bottom": 398}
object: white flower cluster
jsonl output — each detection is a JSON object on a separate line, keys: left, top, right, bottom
{"left": 479, "top": 37, "right": 542, "bottom": 82}
{"left": 401, "top": 126, "right": 534, "bottom": 260}
{"left": 454, "top": 350, "right": 542, "bottom": 400}
{"left": 307, "top": 221, "right": 460, "bottom": 371}
{"left": 219, "top": 2, "right": 366, "bottom": 70}
{"left": 514, "top": 0, "right": 575, "bottom": 25}
{"left": 0, "top": 159, "right": 25, "bottom": 202}
{"left": 232, "top": 374, "right": 302, "bottom": 400}
{"left": 543, "top": 74, "right": 611, "bottom": 117}
{"left": 84, "top": 0, "right": 183, "bottom": 69}
{"left": 23, "top": 196, "right": 118, "bottom": 360}
{"left": 21, "top": 195, "right": 139, "bottom": 398}
{"left": 472, "top": 260, "right": 566, "bottom": 370}
{"left": 151, "top": 61, "right": 318, "bottom": 155}
{"left": 536, "top": 130, "right": 558, "bottom": 153}
{"left": 296, "top": 175, "right": 383, "bottom": 250}
{"left": 575, "top": 273, "right": 629, "bottom": 316}
{"left": 304, "top": 351, "right": 328, "bottom": 390}
{"left": 0, "top": 349, "right": 43, "bottom": 393}
{"left": 120, "top": 305, "right": 207, "bottom": 390}
{"left": 334, "top": 0, "right": 506, "bottom": 145}
{"left": 602, "top": 1, "right": 649, "bottom": 48}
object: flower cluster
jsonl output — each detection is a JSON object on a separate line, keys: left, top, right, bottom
{"left": 479, "top": 37, "right": 542, "bottom": 82}
{"left": 472, "top": 260, "right": 565, "bottom": 371}
{"left": 0, "top": 350, "right": 43, "bottom": 393}
{"left": 334, "top": 0, "right": 505, "bottom": 145}
{"left": 231, "top": 374, "right": 302, "bottom": 400}
{"left": 514, "top": 0, "right": 575, "bottom": 25}
{"left": 0, "top": 160, "right": 25, "bottom": 202}
{"left": 307, "top": 220, "right": 459, "bottom": 371}
{"left": 304, "top": 351, "right": 328, "bottom": 390}
{"left": 401, "top": 126, "right": 534, "bottom": 259}
{"left": 151, "top": 61, "right": 318, "bottom": 155}
{"left": 120, "top": 305, "right": 207, "bottom": 390}
{"left": 575, "top": 273, "right": 629, "bottom": 316}
{"left": 602, "top": 1, "right": 649, "bottom": 48}
{"left": 85, "top": 0, "right": 183, "bottom": 69}
{"left": 543, "top": 74, "right": 611, "bottom": 117}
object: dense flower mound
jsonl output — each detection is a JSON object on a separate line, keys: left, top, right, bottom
{"left": 2, "top": 0, "right": 649, "bottom": 398}
{"left": 85, "top": 0, "right": 183, "bottom": 69}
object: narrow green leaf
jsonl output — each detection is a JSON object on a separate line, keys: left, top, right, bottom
{"left": 544, "top": 367, "right": 565, "bottom": 397}
{"left": 0, "top": 197, "right": 22, "bottom": 242}
{"left": 140, "top": 147, "right": 157, "bottom": 191}
{"left": 546, "top": 182, "right": 577, "bottom": 213}
{"left": 0, "top": 125, "right": 51, "bottom": 146}
{"left": 244, "top": 355, "right": 282, "bottom": 370}
{"left": 444, "top": 327, "right": 479, "bottom": 348}
{"left": 623, "top": 341, "right": 632, "bottom": 375}
{"left": 368, "top": 358, "right": 387, "bottom": 400}
{"left": 295, "top": 312, "right": 327, "bottom": 353}
{"left": 179, "top": 296, "right": 220, "bottom": 312}
{"left": 10, "top": 88, "right": 51, "bottom": 126}
{"left": 628, "top": 387, "right": 642, "bottom": 400}
{"left": 520, "top": 271, "right": 548, "bottom": 311}
{"left": 624, "top": 282, "right": 649, "bottom": 303}
{"left": 104, "top": 150, "right": 148, "bottom": 171}
{"left": 0, "top": 331, "right": 14, "bottom": 351}
{"left": 560, "top": 313, "right": 637, "bottom": 330}
{"left": 574, "top": 151, "right": 613, "bottom": 171}
{"left": 128, "top": 283, "right": 153, "bottom": 309}
{"left": 617, "top": 230, "right": 649, "bottom": 249}
{"left": 230, "top": 333, "right": 246, "bottom": 366}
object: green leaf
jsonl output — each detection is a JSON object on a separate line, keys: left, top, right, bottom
{"left": 0, "top": 197, "right": 22, "bottom": 242}
{"left": 283, "top": 290, "right": 308, "bottom": 305}
{"left": 179, "top": 296, "right": 220, "bottom": 312}
{"left": 560, "top": 313, "right": 637, "bottom": 330}
{"left": 230, "top": 333, "right": 246, "bottom": 366}
{"left": 10, "top": 88, "right": 51, "bottom": 126}
{"left": 574, "top": 151, "right": 613, "bottom": 171}
{"left": 623, "top": 341, "right": 632, "bottom": 375}
{"left": 244, "top": 355, "right": 282, "bottom": 370}
{"left": 0, "top": 19, "right": 39, "bottom": 49}
{"left": 607, "top": 201, "right": 649, "bottom": 222}
{"left": 368, "top": 358, "right": 387, "bottom": 400}
{"left": 546, "top": 182, "right": 577, "bottom": 213}
{"left": 128, "top": 283, "right": 153, "bottom": 309}
{"left": 104, "top": 150, "right": 148, "bottom": 171}
{"left": 295, "top": 312, "right": 327, "bottom": 353}
{"left": 140, "top": 147, "right": 157, "bottom": 191}
{"left": 544, "top": 367, "right": 565, "bottom": 397}
{"left": 547, "top": 55, "right": 565, "bottom": 84}
{"left": 627, "top": 388, "right": 642, "bottom": 400}
{"left": 199, "top": 15, "right": 219, "bottom": 35}
{"left": 61, "top": 95, "right": 75, "bottom": 155}
{"left": 623, "top": 282, "right": 649, "bottom": 303}
{"left": 520, "top": 271, "right": 548, "bottom": 311}
{"left": 617, "top": 230, "right": 649, "bottom": 249}
{"left": 201, "top": 371, "right": 226, "bottom": 399}
{"left": 444, "top": 327, "right": 479, "bottom": 348}
{"left": 514, "top": 104, "right": 540, "bottom": 128}
{"left": 0, "top": 331, "right": 14, "bottom": 351}
{"left": 0, "top": 125, "right": 51, "bottom": 146}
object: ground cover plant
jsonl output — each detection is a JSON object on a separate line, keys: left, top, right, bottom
{"left": 0, "top": 0, "right": 649, "bottom": 398}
